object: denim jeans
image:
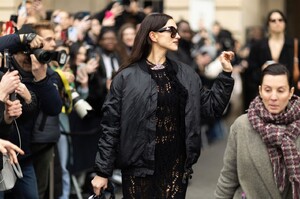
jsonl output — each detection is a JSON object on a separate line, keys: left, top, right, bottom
{"left": 57, "top": 134, "right": 71, "bottom": 199}
{"left": 5, "top": 162, "right": 39, "bottom": 199}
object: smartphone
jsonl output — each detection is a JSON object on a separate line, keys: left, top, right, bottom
{"left": 67, "top": 27, "right": 78, "bottom": 42}
{"left": 104, "top": 11, "right": 113, "bottom": 19}
{"left": 5, "top": 21, "right": 15, "bottom": 34}
{"left": 61, "top": 30, "right": 67, "bottom": 42}
{"left": 88, "top": 51, "right": 99, "bottom": 61}
{"left": 10, "top": 15, "right": 18, "bottom": 24}
{"left": 18, "top": 0, "right": 27, "bottom": 18}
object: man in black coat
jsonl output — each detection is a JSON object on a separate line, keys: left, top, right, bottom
{"left": 0, "top": 25, "right": 62, "bottom": 199}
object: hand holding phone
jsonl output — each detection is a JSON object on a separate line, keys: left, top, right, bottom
{"left": 18, "top": 3, "right": 27, "bottom": 18}
{"left": 67, "top": 27, "right": 78, "bottom": 43}
{"left": 105, "top": 11, "right": 114, "bottom": 19}
{"left": 4, "top": 21, "right": 15, "bottom": 35}
{"left": 10, "top": 15, "right": 18, "bottom": 24}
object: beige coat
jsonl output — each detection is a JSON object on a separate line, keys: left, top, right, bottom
{"left": 215, "top": 114, "right": 296, "bottom": 199}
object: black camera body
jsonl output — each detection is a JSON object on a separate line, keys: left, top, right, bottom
{"left": 22, "top": 33, "right": 67, "bottom": 66}
{"left": 26, "top": 48, "right": 68, "bottom": 66}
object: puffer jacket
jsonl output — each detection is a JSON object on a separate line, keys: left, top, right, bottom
{"left": 95, "top": 58, "right": 234, "bottom": 181}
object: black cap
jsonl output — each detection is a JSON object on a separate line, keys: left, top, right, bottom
{"left": 17, "top": 24, "right": 36, "bottom": 35}
{"left": 73, "top": 11, "right": 90, "bottom": 21}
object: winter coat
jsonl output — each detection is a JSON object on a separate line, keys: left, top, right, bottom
{"left": 215, "top": 114, "right": 293, "bottom": 199}
{"left": 95, "top": 58, "right": 234, "bottom": 180}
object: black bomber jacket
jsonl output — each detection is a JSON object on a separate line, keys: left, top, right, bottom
{"left": 94, "top": 58, "right": 234, "bottom": 181}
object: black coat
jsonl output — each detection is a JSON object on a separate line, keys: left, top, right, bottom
{"left": 244, "top": 36, "right": 300, "bottom": 108}
{"left": 31, "top": 68, "right": 63, "bottom": 143}
{"left": 8, "top": 57, "right": 62, "bottom": 158}
{"left": 0, "top": 72, "right": 13, "bottom": 137}
{"left": 86, "top": 49, "right": 121, "bottom": 116}
{"left": 0, "top": 34, "right": 24, "bottom": 54}
{"left": 0, "top": 72, "right": 14, "bottom": 170}
{"left": 94, "top": 58, "right": 234, "bottom": 180}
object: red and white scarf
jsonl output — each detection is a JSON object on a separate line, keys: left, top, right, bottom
{"left": 248, "top": 95, "right": 300, "bottom": 198}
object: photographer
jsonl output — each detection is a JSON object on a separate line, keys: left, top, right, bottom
{"left": 0, "top": 24, "right": 62, "bottom": 199}
{"left": 0, "top": 70, "right": 23, "bottom": 199}
{"left": 0, "top": 70, "right": 24, "bottom": 165}
{"left": 30, "top": 22, "right": 68, "bottom": 199}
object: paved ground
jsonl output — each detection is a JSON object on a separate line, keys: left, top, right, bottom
{"left": 186, "top": 139, "right": 227, "bottom": 199}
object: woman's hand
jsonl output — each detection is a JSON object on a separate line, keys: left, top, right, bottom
{"left": 0, "top": 71, "right": 20, "bottom": 102}
{"left": 91, "top": 175, "right": 108, "bottom": 196}
{"left": 4, "top": 99, "right": 22, "bottom": 124}
{"left": 219, "top": 51, "right": 234, "bottom": 73}
{"left": 0, "top": 138, "right": 24, "bottom": 164}
{"left": 63, "top": 71, "right": 75, "bottom": 84}
{"left": 76, "top": 66, "right": 89, "bottom": 86}
{"left": 31, "top": 55, "right": 47, "bottom": 81}
{"left": 15, "top": 83, "right": 31, "bottom": 104}
{"left": 110, "top": 2, "right": 124, "bottom": 17}
{"left": 85, "top": 58, "right": 99, "bottom": 74}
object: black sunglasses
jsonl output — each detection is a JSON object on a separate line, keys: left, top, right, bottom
{"left": 156, "top": 26, "right": 178, "bottom": 38}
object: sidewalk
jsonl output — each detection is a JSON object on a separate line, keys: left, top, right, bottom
{"left": 186, "top": 138, "right": 227, "bottom": 199}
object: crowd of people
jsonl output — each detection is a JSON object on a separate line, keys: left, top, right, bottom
{"left": 0, "top": 0, "right": 299, "bottom": 198}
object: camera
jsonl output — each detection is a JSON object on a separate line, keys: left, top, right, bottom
{"left": 26, "top": 48, "right": 68, "bottom": 66}
{"left": 22, "top": 32, "right": 68, "bottom": 65}
{"left": 71, "top": 89, "right": 93, "bottom": 119}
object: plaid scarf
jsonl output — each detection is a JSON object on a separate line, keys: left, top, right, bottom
{"left": 248, "top": 95, "right": 300, "bottom": 198}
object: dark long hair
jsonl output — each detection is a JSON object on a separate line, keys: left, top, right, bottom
{"left": 117, "top": 23, "right": 136, "bottom": 63}
{"left": 265, "top": 9, "right": 287, "bottom": 33}
{"left": 119, "top": 13, "right": 173, "bottom": 71}
{"left": 69, "top": 42, "right": 86, "bottom": 71}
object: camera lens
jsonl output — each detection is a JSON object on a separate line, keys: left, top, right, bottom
{"left": 32, "top": 49, "right": 53, "bottom": 64}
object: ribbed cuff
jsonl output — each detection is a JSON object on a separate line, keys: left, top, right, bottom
{"left": 222, "top": 70, "right": 232, "bottom": 77}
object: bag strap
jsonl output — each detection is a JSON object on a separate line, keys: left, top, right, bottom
{"left": 293, "top": 38, "right": 299, "bottom": 83}
{"left": 11, "top": 159, "right": 23, "bottom": 178}
{"left": 11, "top": 120, "right": 23, "bottom": 179}
{"left": 3, "top": 154, "right": 23, "bottom": 178}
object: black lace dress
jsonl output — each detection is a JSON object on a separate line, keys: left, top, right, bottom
{"left": 122, "top": 62, "right": 188, "bottom": 199}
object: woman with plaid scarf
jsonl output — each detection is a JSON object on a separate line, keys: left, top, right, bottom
{"left": 215, "top": 63, "right": 300, "bottom": 199}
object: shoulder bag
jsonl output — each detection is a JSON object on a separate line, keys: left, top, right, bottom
{"left": 0, "top": 154, "right": 23, "bottom": 191}
{"left": 0, "top": 120, "right": 23, "bottom": 191}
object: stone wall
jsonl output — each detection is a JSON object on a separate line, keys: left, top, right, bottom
{"left": 0, "top": 0, "right": 286, "bottom": 44}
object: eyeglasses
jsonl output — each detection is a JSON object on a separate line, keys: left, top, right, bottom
{"left": 156, "top": 26, "right": 178, "bottom": 38}
{"left": 269, "top": 18, "right": 284, "bottom": 23}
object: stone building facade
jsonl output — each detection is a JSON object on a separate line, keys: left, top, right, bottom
{"left": 1, "top": 0, "right": 298, "bottom": 44}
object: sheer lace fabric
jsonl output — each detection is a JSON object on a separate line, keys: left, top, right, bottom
{"left": 122, "top": 66, "right": 187, "bottom": 199}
